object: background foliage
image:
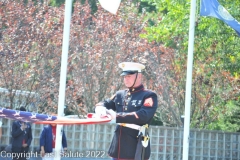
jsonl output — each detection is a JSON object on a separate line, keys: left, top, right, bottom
{"left": 140, "top": 0, "right": 240, "bottom": 131}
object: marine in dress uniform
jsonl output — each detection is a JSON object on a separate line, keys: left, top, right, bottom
{"left": 11, "top": 107, "right": 33, "bottom": 160}
{"left": 95, "top": 62, "right": 158, "bottom": 160}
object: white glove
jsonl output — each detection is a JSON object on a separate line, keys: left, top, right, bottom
{"left": 106, "top": 109, "right": 116, "bottom": 119}
{"left": 106, "top": 109, "right": 116, "bottom": 123}
{"left": 95, "top": 106, "right": 107, "bottom": 117}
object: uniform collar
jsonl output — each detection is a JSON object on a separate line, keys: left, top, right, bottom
{"left": 128, "top": 84, "right": 144, "bottom": 94}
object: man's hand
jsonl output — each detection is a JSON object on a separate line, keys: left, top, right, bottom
{"left": 40, "top": 146, "right": 45, "bottom": 157}
{"left": 22, "top": 144, "right": 28, "bottom": 147}
{"left": 106, "top": 109, "right": 116, "bottom": 123}
{"left": 106, "top": 109, "right": 116, "bottom": 119}
{"left": 95, "top": 106, "right": 107, "bottom": 117}
{"left": 20, "top": 122, "right": 27, "bottom": 131}
{"left": 40, "top": 150, "right": 45, "bottom": 157}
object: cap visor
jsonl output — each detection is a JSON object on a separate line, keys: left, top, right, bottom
{"left": 120, "top": 72, "right": 129, "bottom": 76}
{"left": 120, "top": 71, "right": 138, "bottom": 76}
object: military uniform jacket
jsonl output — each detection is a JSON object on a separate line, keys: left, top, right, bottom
{"left": 104, "top": 84, "right": 158, "bottom": 159}
{"left": 12, "top": 121, "right": 32, "bottom": 148}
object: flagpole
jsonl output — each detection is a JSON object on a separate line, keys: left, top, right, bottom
{"left": 182, "top": 0, "right": 197, "bottom": 159}
{"left": 54, "top": 0, "right": 72, "bottom": 160}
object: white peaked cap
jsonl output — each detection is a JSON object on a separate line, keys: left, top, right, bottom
{"left": 118, "top": 62, "right": 145, "bottom": 76}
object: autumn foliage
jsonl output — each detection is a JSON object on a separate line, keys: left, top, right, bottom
{"left": 0, "top": 1, "right": 169, "bottom": 120}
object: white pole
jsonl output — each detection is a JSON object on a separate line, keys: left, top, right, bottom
{"left": 54, "top": 0, "right": 72, "bottom": 160}
{"left": 182, "top": 0, "right": 197, "bottom": 159}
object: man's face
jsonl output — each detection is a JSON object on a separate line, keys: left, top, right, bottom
{"left": 123, "top": 73, "right": 141, "bottom": 88}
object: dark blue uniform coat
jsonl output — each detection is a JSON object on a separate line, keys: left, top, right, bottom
{"left": 40, "top": 125, "right": 67, "bottom": 153}
{"left": 11, "top": 121, "right": 32, "bottom": 160}
{"left": 12, "top": 121, "right": 32, "bottom": 148}
{"left": 104, "top": 84, "right": 158, "bottom": 159}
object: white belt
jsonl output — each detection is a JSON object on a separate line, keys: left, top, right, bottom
{"left": 119, "top": 123, "right": 149, "bottom": 147}
{"left": 118, "top": 123, "right": 141, "bottom": 130}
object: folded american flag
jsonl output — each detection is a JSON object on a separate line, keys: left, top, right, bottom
{"left": 0, "top": 107, "right": 111, "bottom": 125}
{"left": 0, "top": 107, "right": 57, "bottom": 122}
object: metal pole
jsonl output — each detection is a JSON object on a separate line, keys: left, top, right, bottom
{"left": 54, "top": 0, "right": 72, "bottom": 160}
{"left": 182, "top": 0, "right": 197, "bottom": 159}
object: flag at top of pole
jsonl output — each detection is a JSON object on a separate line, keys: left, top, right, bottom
{"left": 98, "top": 0, "right": 121, "bottom": 14}
{"left": 200, "top": 0, "right": 240, "bottom": 36}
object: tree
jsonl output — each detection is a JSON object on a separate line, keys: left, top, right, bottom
{"left": 2, "top": 0, "right": 238, "bottom": 131}
{"left": 65, "top": 1, "right": 173, "bottom": 119}
{"left": 0, "top": 0, "right": 170, "bottom": 124}
{"left": 139, "top": 0, "right": 240, "bottom": 131}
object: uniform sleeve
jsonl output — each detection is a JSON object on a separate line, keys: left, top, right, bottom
{"left": 62, "top": 130, "right": 67, "bottom": 148}
{"left": 40, "top": 127, "right": 46, "bottom": 147}
{"left": 26, "top": 124, "right": 33, "bottom": 146}
{"left": 116, "top": 92, "right": 158, "bottom": 125}
{"left": 103, "top": 94, "right": 116, "bottom": 110}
